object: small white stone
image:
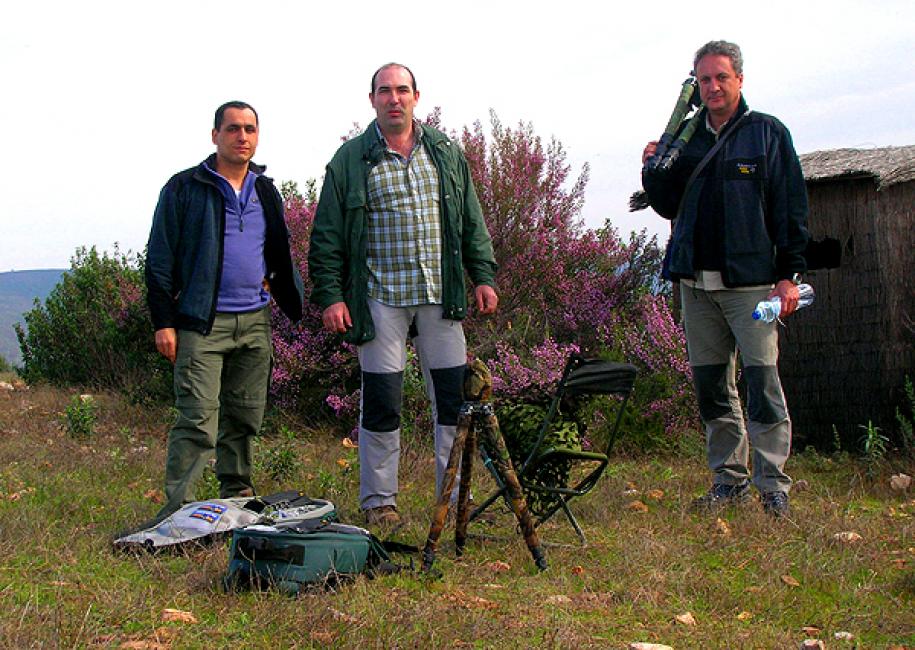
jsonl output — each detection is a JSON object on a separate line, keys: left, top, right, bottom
{"left": 800, "top": 640, "right": 825, "bottom": 649}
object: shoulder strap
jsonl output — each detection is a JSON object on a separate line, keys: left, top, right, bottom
{"left": 675, "top": 111, "right": 750, "bottom": 219}
{"left": 367, "top": 535, "right": 425, "bottom": 577}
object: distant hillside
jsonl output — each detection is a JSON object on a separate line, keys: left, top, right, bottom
{"left": 0, "top": 269, "right": 65, "bottom": 367}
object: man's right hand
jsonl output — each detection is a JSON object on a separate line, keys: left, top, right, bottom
{"left": 642, "top": 141, "right": 659, "bottom": 165}
{"left": 155, "top": 328, "right": 178, "bottom": 364}
{"left": 322, "top": 302, "right": 352, "bottom": 334}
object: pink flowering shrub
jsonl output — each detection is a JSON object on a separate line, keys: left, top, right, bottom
{"left": 269, "top": 194, "right": 359, "bottom": 424}
{"left": 458, "top": 114, "right": 696, "bottom": 442}
{"left": 489, "top": 338, "right": 580, "bottom": 402}
{"left": 459, "top": 115, "right": 665, "bottom": 350}
{"left": 613, "top": 294, "right": 697, "bottom": 438}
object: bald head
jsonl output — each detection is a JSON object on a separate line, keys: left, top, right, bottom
{"left": 371, "top": 62, "right": 417, "bottom": 94}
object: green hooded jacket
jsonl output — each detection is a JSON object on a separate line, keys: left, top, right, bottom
{"left": 308, "top": 121, "right": 497, "bottom": 344}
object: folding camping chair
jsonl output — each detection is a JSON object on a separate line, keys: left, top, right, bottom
{"left": 469, "top": 354, "right": 638, "bottom": 544}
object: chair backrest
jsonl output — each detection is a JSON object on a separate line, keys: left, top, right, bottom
{"left": 560, "top": 357, "right": 638, "bottom": 398}
{"left": 516, "top": 355, "right": 638, "bottom": 473}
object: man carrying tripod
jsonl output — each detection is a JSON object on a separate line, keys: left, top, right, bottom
{"left": 641, "top": 41, "right": 809, "bottom": 517}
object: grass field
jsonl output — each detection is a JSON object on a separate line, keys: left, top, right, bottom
{"left": 0, "top": 382, "right": 912, "bottom": 649}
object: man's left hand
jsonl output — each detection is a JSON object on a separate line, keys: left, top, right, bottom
{"left": 474, "top": 285, "right": 498, "bottom": 315}
{"left": 770, "top": 280, "right": 800, "bottom": 317}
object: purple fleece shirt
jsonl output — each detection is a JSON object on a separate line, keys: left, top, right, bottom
{"left": 205, "top": 164, "right": 269, "bottom": 313}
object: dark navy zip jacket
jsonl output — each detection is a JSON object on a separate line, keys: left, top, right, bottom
{"left": 643, "top": 96, "right": 809, "bottom": 286}
{"left": 145, "top": 155, "right": 304, "bottom": 334}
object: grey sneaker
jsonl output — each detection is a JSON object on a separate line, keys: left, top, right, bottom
{"left": 761, "top": 491, "right": 790, "bottom": 518}
{"left": 691, "top": 482, "right": 752, "bottom": 512}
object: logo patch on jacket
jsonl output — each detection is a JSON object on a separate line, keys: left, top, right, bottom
{"left": 189, "top": 503, "right": 228, "bottom": 523}
{"left": 736, "top": 162, "right": 757, "bottom": 175}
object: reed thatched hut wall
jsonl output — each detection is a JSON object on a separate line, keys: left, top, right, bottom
{"left": 780, "top": 145, "right": 915, "bottom": 449}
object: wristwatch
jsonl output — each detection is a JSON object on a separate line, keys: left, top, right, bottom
{"left": 790, "top": 273, "right": 803, "bottom": 286}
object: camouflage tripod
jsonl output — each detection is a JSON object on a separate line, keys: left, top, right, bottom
{"left": 421, "top": 360, "right": 548, "bottom": 573}
{"left": 643, "top": 75, "right": 702, "bottom": 172}
{"left": 629, "top": 74, "right": 703, "bottom": 211}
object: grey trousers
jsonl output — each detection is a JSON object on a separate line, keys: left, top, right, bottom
{"left": 680, "top": 284, "right": 792, "bottom": 493}
{"left": 158, "top": 307, "right": 272, "bottom": 518}
{"left": 357, "top": 299, "right": 467, "bottom": 511}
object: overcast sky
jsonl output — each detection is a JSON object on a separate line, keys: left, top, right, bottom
{"left": 2, "top": 0, "right": 913, "bottom": 272}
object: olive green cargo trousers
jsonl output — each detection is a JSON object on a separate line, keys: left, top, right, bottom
{"left": 158, "top": 307, "right": 272, "bottom": 518}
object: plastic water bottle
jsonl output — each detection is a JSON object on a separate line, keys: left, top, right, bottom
{"left": 752, "top": 283, "right": 816, "bottom": 322}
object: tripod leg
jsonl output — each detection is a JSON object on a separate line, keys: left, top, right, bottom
{"left": 422, "top": 411, "right": 471, "bottom": 572}
{"left": 480, "top": 413, "right": 548, "bottom": 571}
{"left": 455, "top": 422, "right": 477, "bottom": 556}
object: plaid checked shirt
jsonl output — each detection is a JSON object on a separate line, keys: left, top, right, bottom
{"left": 366, "top": 123, "right": 442, "bottom": 306}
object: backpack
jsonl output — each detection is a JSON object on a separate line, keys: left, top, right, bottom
{"left": 223, "top": 518, "right": 398, "bottom": 595}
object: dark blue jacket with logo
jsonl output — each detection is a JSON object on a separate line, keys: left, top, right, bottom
{"left": 643, "top": 96, "right": 809, "bottom": 286}
{"left": 145, "top": 155, "right": 304, "bottom": 334}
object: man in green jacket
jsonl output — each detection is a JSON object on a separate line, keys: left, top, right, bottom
{"left": 309, "top": 63, "right": 498, "bottom": 526}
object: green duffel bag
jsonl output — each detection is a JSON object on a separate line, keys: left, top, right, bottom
{"left": 224, "top": 519, "right": 395, "bottom": 595}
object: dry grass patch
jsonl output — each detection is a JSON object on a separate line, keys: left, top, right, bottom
{"left": 0, "top": 384, "right": 912, "bottom": 648}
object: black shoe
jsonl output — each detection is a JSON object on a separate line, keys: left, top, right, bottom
{"left": 761, "top": 491, "right": 790, "bottom": 517}
{"left": 691, "top": 482, "right": 751, "bottom": 512}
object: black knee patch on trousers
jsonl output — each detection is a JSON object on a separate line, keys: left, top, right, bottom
{"left": 430, "top": 364, "right": 466, "bottom": 426}
{"left": 692, "top": 363, "right": 732, "bottom": 422}
{"left": 361, "top": 371, "right": 404, "bottom": 432}
{"left": 743, "top": 365, "right": 787, "bottom": 424}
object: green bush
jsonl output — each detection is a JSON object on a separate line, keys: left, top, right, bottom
{"left": 15, "top": 246, "right": 171, "bottom": 402}
{"left": 0, "top": 353, "right": 11, "bottom": 374}
{"left": 63, "top": 394, "right": 97, "bottom": 438}
{"left": 255, "top": 425, "right": 302, "bottom": 482}
{"left": 859, "top": 420, "right": 889, "bottom": 477}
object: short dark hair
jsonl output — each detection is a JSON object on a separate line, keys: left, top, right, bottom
{"left": 214, "top": 101, "right": 259, "bottom": 130}
{"left": 370, "top": 63, "right": 417, "bottom": 94}
{"left": 693, "top": 40, "right": 743, "bottom": 76}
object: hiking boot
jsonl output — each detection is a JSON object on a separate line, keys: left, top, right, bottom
{"left": 220, "top": 487, "right": 255, "bottom": 499}
{"left": 761, "top": 491, "right": 790, "bottom": 518}
{"left": 364, "top": 505, "right": 401, "bottom": 527}
{"left": 691, "top": 481, "right": 751, "bottom": 512}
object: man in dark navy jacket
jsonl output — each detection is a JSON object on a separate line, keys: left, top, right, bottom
{"left": 146, "top": 101, "right": 303, "bottom": 519}
{"left": 642, "top": 42, "right": 809, "bottom": 518}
